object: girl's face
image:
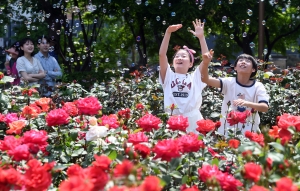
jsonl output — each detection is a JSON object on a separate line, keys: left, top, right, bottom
{"left": 173, "top": 49, "right": 193, "bottom": 74}
{"left": 234, "top": 58, "right": 255, "bottom": 76}
{"left": 21, "top": 40, "right": 34, "bottom": 55}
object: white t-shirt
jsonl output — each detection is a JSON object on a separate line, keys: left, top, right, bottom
{"left": 159, "top": 65, "right": 207, "bottom": 133}
{"left": 218, "top": 77, "right": 269, "bottom": 136}
{"left": 16, "top": 56, "right": 44, "bottom": 86}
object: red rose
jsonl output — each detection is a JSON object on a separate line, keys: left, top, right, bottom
{"left": 274, "top": 177, "right": 298, "bottom": 191}
{"left": 269, "top": 126, "right": 280, "bottom": 139}
{"left": 177, "top": 133, "right": 204, "bottom": 153}
{"left": 180, "top": 185, "right": 200, "bottom": 191}
{"left": 8, "top": 144, "right": 31, "bottom": 162}
{"left": 76, "top": 96, "right": 102, "bottom": 115}
{"left": 0, "top": 168, "right": 22, "bottom": 190}
{"left": 134, "top": 143, "right": 151, "bottom": 158}
{"left": 136, "top": 114, "right": 161, "bottom": 132}
{"left": 167, "top": 115, "right": 189, "bottom": 132}
{"left": 21, "top": 106, "right": 39, "bottom": 119}
{"left": 100, "top": 114, "right": 120, "bottom": 129}
{"left": 23, "top": 159, "right": 53, "bottom": 191}
{"left": 59, "top": 176, "right": 94, "bottom": 191}
{"left": 6, "top": 120, "right": 26, "bottom": 135}
{"left": 245, "top": 131, "right": 265, "bottom": 147}
{"left": 228, "top": 139, "right": 240, "bottom": 149}
{"left": 215, "top": 121, "right": 221, "bottom": 129}
{"left": 227, "top": 110, "right": 250, "bottom": 126}
{"left": 266, "top": 157, "right": 273, "bottom": 170}
{"left": 196, "top": 119, "right": 216, "bottom": 135}
{"left": 278, "top": 128, "right": 292, "bottom": 145}
{"left": 208, "top": 147, "right": 226, "bottom": 160}
{"left": 118, "top": 108, "right": 131, "bottom": 119}
{"left": 128, "top": 132, "right": 149, "bottom": 145}
{"left": 249, "top": 185, "right": 269, "bottom": 191}
{"left": 113, "top": 160, "right": 134, "bottom": 177}
{"left": 22, "top": 130, "right": 48, "bottom": 146}
{"left": 35, "top": 98, "right": 52, "bottom": 112}
{"left": 243, "top": 162, "right": 262, "bottom": 182}
{"left": 66, "top": 164, "right": 83, "bottom": 177}
{"left": 136, "top": 103, "right": 144, "bottom": 110}
{"left": 277, "top": 113, "right": 300, "bottom": 131}
{"left": 140, "top": 176, "right": 163, "bottom": 191}
{"left": 0, "top": 136, "right": 22, "bottom": 151}
{"left": 92, "top": 155, "right": 111, "bottom": 171}
{"left": 0, "top": 72, "right": 4, "bottom": 80}
{"left": 153, "top": 139, "right": 181, "bottom": 162}
{"left": 88, "top": 166, "right": 109, "bottom": 191}
{"left": 46, "top": 109, "right": 70, "bottom": 126}
{"left": 62, "top": 102, "right": 78, "bottom": 116}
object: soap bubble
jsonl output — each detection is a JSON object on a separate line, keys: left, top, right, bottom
{"left": 230, "top": 34, "right": 234, "bottom": 39}
{"left": 246, "top": 19, "right": 250, "bottom": 25}
{"left": 229, "top": 22, "right": 233, "bottom": 28}
{"left": 156, "top": 16, "right": 160, "bottom": 21}
{"left": 162, "top": 20, "right": 166, "bottom": 25}
{"left": 226, "top": 43, "right": 230, "bottom": 47}
{"left": 222, "top": 16, "right": 227, "bottom": 22}
{"left": 198, "top": 5, "right": 203, "bottom": 10}
{"left": 263, "top": 49, "right": 267, "bottom": 55}
{"left": 105, "top": 58, "right": 110, "bottom": 62}
{"left": 208, "top": 28, "right": 211, "bottom": 33}
{"left": 171, "top": 12, "right": 176, "bottom": 16}
{"left": 229, "top": 0, "right": 233, "bottom": 4}
{"left": 249, "top": 42, "right": 255, "bottom": 49}
{"left": 121, "top": 43, "right": 125, "bottom": 48}
{"left": 262, "top": 20, "right": 266, "bottom": 25}
{"left": 247, "top": 9, "right": 253, "bottom": 16}
{"left": 115, "top": 49, "right": 120, "bottom": 54}
{"left": 136, "top": 0, "right": 142, "bottom": 5}
{"left": 242, "top": 32, "right": 247, "bottom": 37}
{"left": 136, "top": 36, "right": 141, "bottom": 42}
{"left": 145, "top": 1, "right": 149, "bottom": 6}
{"left": 90, "top": 52, "right": 94, "bottom": 57}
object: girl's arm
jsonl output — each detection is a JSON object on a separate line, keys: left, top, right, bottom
{"left": 190, "top": 19, "right": 220, "bottom": 88}
{"left": 159, "top": 24, "right": 182, "bottom": 83}
{"left": 233, "top": 99, "right": 269, "bottom": 112}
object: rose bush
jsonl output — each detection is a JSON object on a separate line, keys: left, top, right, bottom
{"left": 0, "top": 63, "right": 299, "bottom": 190}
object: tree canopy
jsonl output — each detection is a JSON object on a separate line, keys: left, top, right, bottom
{"left": 1, "top": 0, "right": 300, "bottom": 72}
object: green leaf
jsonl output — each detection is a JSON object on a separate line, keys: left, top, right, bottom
{"left": 108, "top": 150, "right": 117, "bottom": 160}
{"left": 161, "top": 175, "right": 171, "bottom": 184}
{"left": 267, "top": 152, "right": 284, "bottom": 164}
{"left": 268, "top": 142, "right": 285, "bottom": 152}
{"left": 211, "top": 158, "right": 219, "bottom": 166}
{"left": 210, "top": 112, "right": 221, "bottom": 118}
{"left": 182, "top": 175, "right": 188, "bottom": 184}
{"left": 69, "top": 129, "right": 79, "bottom": 141}
{"left": 170, "top": 158, "right": 181, "bottom": 171}
{"left": 170, "top": 171, "right": 182, "bottom": 179}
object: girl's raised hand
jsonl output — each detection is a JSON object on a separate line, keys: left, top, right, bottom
{"left": 166, "top": 24, "right": 183, "bottom": 33}
{"left": 190, "top": 19, "right": 204, "bottom": 38}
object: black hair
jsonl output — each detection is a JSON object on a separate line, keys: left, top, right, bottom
{"left": 17, "top": 37, "right": 35, "bottom": 58}
{"left": 37, "top": 35, "right": 50, "bottom": 44}
{"left": 172, "top": 49, "right": 193, "bottom": 63}
{"left": 9, "top": 41, "right": 20, "bottom": 52}
{"left": 233, "top": 53, "right": 258, "bottom": 78}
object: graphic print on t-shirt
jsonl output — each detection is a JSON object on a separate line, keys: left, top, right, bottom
{"left": 171, "top": 77, "right": 191, "bottom": 98}
{"left": 236, "top": 93, "right": 247, "bottom": 112}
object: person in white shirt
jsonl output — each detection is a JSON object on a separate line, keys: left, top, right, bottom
{"left": 201, "top": 53, "right": 269, "bottom": 137}
{"left": 159, "top": 19, "right": 212, "bottom": 133}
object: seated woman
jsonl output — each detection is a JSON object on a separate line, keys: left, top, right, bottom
{"left": 16, "top": 37, "right": 46, "bottom": 86}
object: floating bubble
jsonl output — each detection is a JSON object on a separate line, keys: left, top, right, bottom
{"left": 122, "top": 9, "right": 125, "bottom": 13}
{"left": 126, "top": 7, "right": 130, "bottom": 11}
{"left": 117, "top": 60, "right": 121, "bottom": 66}
{"left": 32, "top": 26, "right": 36, "bottom": 30}
{"left": 136, "top": 36, "right": 141, "bottom": 42}
{"left": 77, "top": 56, "right": 80, "bottom": 61}
{"left": 168, "top": 3, "right": 171, "bottom": 7}
{"left": 171, "top": 12, "right": 176, "bottom": 16}
{"left": 105, "top": 58, "right": 110, "bottom": 62}
{"left": 161, "top": 0, "right": 164, "bottom": 5}
{"left": 249, "top": 42, "right": 255, "bottom": 49}
{"left": 241, "top": 20, "right": 245, "bottom": 24}
{"left": 156, "top": 16, "right": 160, "bottom": 21}
{"left": 27, "top": 32, "right": 31, "bottom": 36}
{"left": 262, "top": 20, "right": 266, "bottom": 25}
{"left": 53, "top": 4, "right": 56, "bottom": 8}
{"left": 136, "top": 0, "right": 142, "bottom": 5}
{"left": 94, "top": 19, "right": 97, "bottom": 23}
{"left": 282, "top": 8, "right": 286, "bottom": 14}
{"left": 229, "top": 22, "right": 233, "bottom": 28}
{"left": 121, "top": 43, "right": 125, "bottom": 48}
{"left": 157, "top": 66, "right": 160, "bottom": 71}
{"left": 287, "top": 0, "right": 291, "bottom": 5}
{"left": 56, "top": 30, "right": 61, "bottom": 35}
{"left": 161, "top": 32, "right": 164, "bottom": 37}
{"left": 226, "top": 43, "right": 230, "bottom": 47}
{"left": 230, "top": 34, "right": 234, "bottom": 39}
{"left": 65, "top": 0, "right": 69, "bottom": 2}
{"left": 0, "top": 20, "right": 3, "bottom": 23}
{"left": 263, "top": 49, "right": 268, "bottom": 55}
{"left": 55, "top": 19, "right": 59, "bottom": 23}
{"left": 187, "top": 27, "right": 191, "bottom": 31}
{"left": 49, "top": 46, "right": 54, "bottom": 52}
{"left": 108, "top": 0, "right": 111, "bottom": 3}
{"left": 195, "top": 0, "right": 199, "bottom": 4}
{"left": 65, "top": 57, "right": 69, "bottom": 61}
{"left": 67, "top": 47, "right": 71, "bottom": 52}
{"left": 198, "top": 5, "right": 203, "bottom": 10}
{"left": 82, "top": 55, "right": 86, "bottom": 59}
{"left": 90, "top": 52, "right": 94, "bottom": 57}
{"left": 247, "top": 9, "right": 253, "bottom": 16}
{"left": 131, "top": 63, "right": 135, "bottom": 67}
{"left": 115, "top": 49, "right": 120, "bottom": 54}
{"left": 246, "top": 19, "right": 250, "bottom": 25}
{"left": 70, "top": 58, "right": 74, "bottom": 62}
{"left": 76, "top": 23, "right": 79, "bottom": 27}
{"left": 242, "top": 32, "right": 247, "bottom": 37}
{"left": 145, "top": 1, "right": 149, "bottom": 6}
{"left": 208, "top": 28, "right": 211, "bottom": 33}
{"left": 297, "top": 6, "right": 300, "bottom": 11}
{"left": 229, "top": 0, "right": 233, "bottom": 4}
{"left": 222, "top": 16, "right": 227, "bottom": 22}
{"left": 200, "top": 0, "right": 205, "bottom": 4}
{"left": 218, "top": 1, "right": 222, "bottom": 5}
{"left": 162, "top": 20, "right": 166, "bottom": 25}
{"left": 143, "top": 54, "right": 146, "bottom": 58}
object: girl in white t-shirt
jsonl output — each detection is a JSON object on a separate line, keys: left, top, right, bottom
{"left": 201, "top": 53, "right": 269, "bottom": 137}
{"left": 159, "top": 19, "right": 213, "bottom": 133}
{"left": 16, "top": 38, "right": 46, "bottom": 86}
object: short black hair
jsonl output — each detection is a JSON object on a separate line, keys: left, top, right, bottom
{"left": 234, "top": 54, "right": 258, "bottom": 78}
{"left": 18, "top": 37, "right": 35, "bottom": 57}
{"left": 37, "top": 35, "right": 50, "bottom": 44}
{"left": 9, "top": 41, "right": 20, "bottom": 51}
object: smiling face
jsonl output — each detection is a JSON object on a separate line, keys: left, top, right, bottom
{"left": 234, "top": 54, "right": 257, "bottom": 78}
{"left": 21, "top": 40, "right": 34, "bottom": 55}
{"left": 173, "top": 49, "right": 193, "bottom": 74}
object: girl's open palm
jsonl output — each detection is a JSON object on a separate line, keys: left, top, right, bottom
{"left": 166, "top": 24, "right": 183, "bottom": 33}
{"left": 190, "top": 19, "right": 205, "bottom": 38}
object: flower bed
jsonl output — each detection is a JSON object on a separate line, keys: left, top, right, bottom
{"left": 0, "top": 64, "right": 299, "bottom": 190}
